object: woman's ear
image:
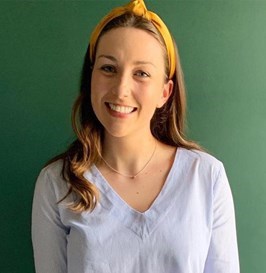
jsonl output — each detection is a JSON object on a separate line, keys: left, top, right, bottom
{"left": 157, "top": 79, "right": 174, "bottom": 108}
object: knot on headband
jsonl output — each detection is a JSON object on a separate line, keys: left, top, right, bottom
{"left": 127, "top": 0, "right": 150, "bottom": 18}
{"left": 89, "top": 0, "right": 176, "bottom": 79}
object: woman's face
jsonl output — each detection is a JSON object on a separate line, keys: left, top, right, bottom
{"left": 91, "top": 27, "right": 173, "bottom": 139}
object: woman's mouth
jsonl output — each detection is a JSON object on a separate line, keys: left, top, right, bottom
{"left": 106, "top": 103, "right": 137, "bottom": 114}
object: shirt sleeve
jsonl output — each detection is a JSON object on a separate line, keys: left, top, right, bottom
{"left": 203, "top": 164, "right": 240, "bottom": 273}
{"left": 32, "top": 167, "right": 69, "bottom": 273}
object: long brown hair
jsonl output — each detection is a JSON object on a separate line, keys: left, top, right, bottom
{"left": 48, "top": 13, "right": 201, "bottom": 212}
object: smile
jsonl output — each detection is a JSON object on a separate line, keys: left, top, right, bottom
{"left": 106, "top": 103, "right": 136, "bottom": 114}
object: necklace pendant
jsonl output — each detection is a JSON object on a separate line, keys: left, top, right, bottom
{"left": 131, "top": 175, "right": 136, "bottom": 179}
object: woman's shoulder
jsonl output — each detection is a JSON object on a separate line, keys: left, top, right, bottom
{"left": 174, "top": 148, "right": 229, "bottom": 190}
{"left": 39, "top": 159, "right": 64, "bottom": 179}
{"left": 35, "top": 159, "right": 68, "bottom": 195}
{"left": 179, "top": 147, "right": 222, "bottom": 164}
{"left": 177, "top": 147, "right": 225, "bottom": 174}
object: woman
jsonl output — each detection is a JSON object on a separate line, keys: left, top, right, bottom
{"left": 32, "top": 1, "right": 240, "bottom": 272}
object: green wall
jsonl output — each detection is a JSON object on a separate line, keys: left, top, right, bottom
{"left": 1, "top": 1, "right": 265, "bottom": 272}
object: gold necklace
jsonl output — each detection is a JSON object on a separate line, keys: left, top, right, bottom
{"left": 100, "top": 142, "right": 157, "bottom": 179}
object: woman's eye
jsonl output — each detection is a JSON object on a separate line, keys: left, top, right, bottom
{"left": 100, "top": 65, "right": 116, "bottom": 73}
{"left": 134, "top": 71, "right": 150, "bottom": 78}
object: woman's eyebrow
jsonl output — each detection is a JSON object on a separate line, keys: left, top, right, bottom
{"left": 97, "top": 55, "right": 156, "bottom": 68}
{"left": 97, "top": 55, "right": 117, "bottom": 62}
{"left": 133, "top": 61, "right": 156, "bottom": 68}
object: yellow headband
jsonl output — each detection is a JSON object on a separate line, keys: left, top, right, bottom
{"left": 89, "top": 0, "right": 176, "bottom": 79}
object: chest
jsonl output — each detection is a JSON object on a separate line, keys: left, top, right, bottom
{"left": 63, "top": 187, "right": 211, "bottom": 273}
{"left": 99, "top": 162, "right": 171, "bottom": 213}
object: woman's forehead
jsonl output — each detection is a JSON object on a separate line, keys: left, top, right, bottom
{"left": 95, "top": 27, "right": 165, "bottom": 65}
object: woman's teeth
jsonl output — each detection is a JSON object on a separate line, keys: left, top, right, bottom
{"left": 108, "top": 103, "right": 135, "bottom": 114}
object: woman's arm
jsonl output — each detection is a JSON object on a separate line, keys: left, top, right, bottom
{"left": 32, "top": 167, "right": 68, "bottom": 273}
{"left": 204, "top": 165, "right": 240, "bottom": 273}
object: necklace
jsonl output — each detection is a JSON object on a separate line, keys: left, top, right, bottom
{"left": 100, "top": 141, "right": 157, "bottom": 179}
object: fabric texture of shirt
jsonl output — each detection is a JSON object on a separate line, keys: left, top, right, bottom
{"left": 32, "top": 148, "right": 240, "bottom": 273}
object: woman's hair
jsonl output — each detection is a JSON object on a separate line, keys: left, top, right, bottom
{"left": 48, "top": 12, "right": 201, "bottom": 212}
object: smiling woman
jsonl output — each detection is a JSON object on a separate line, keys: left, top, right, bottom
{"left": 31, "top": 1, "right": 240, "bottom": 272}
{"left": 91, "top": 27, "right": 172, "bottom": 138}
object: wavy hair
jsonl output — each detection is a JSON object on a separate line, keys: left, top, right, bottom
{"left": 48, "top": 13, "right": 201, "bottom": 212}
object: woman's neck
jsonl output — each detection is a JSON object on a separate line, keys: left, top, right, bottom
{"left": 100, "top": 132, "right": 157, "bottom": 175}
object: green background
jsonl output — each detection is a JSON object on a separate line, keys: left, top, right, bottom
{"left": 1, "top": 0, "right": 265, "bottom": 272}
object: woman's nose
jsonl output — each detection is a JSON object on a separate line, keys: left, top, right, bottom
{"left": 111, "top": 73, "right": 131, "bottom": 98}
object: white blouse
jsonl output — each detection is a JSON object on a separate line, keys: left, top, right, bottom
{"left": 32, "top": 148, "right": 240, "bottom": 273}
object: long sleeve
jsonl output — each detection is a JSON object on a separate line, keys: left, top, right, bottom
{"left": 204, "top": 165, "right": 240, "bottom": 273}
{"left": 32, "top": 166, "right": 69, "bottom": 273}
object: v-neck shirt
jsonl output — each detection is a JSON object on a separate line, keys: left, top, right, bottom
{"left": 32, "top": 148, "right": 239, "bottom": 273}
